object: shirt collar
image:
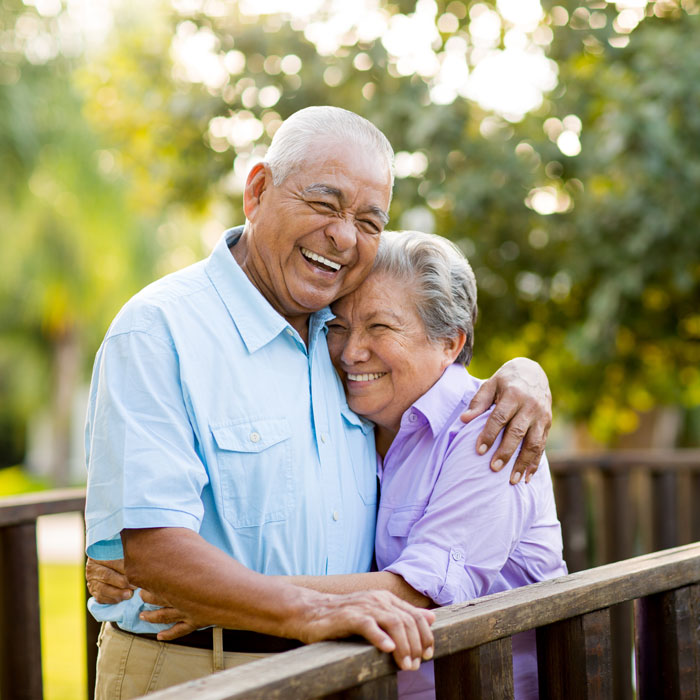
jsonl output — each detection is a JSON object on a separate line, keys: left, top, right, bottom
{"left": 410, "top": 363, "right": 470, "bottom": 437}
{"left": 205, "top": 227, "right": 332, "bottom": 354}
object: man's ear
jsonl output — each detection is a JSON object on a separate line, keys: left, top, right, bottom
{"left": 243, "top": 162, "right": 272, "bottom": 220}
{"left": 442, "top": 330, "right": 466, "bottom": 366}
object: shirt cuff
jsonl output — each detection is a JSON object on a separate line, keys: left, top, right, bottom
{"left": 383, "top": 542, "right": 478, "bottom": 606}
{"left": 86, "top": 506, "right": 202, "bottom": 559}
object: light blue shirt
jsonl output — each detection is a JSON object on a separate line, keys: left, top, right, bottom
{"left": 85, "top": 228, "right": 377, "bottom": 633}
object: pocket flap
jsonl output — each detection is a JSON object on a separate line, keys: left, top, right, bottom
{"left": 210, "top": 418, "right": 291, "bottom": 453}
{"left": 387, "top": 508, "right": 423, "bottom": 538}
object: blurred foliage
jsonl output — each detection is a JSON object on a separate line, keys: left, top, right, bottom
{"left": 1, "top": 0, "right": 699, "bottom": 467}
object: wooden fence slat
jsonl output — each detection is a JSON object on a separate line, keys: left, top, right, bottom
{"left": 651, "top": 471, "right": 678, "bottom": 551}
{"left": 434, "top": 638, "right": 513, "bottom": 700}
{"left": 556, "top": 472, "right": 588, "bottom": 573}
{"left": 536, "top": 608, "right": 613, "bottom": 700}
{"left": 0, "top": 522, "right": 44, "bottom": 700}
{"left": 692, "top": 473, "right": 700, "bottom": 542}
{"left": 601, "top": 469, "right": 634, "bottom": 700}
{"left": 635, "top": 583, "right": 700, "bottom": 700}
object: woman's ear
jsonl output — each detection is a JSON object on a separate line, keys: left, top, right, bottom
{"left": 243, "top": 162, "right": 272, "bottom": 220}
{"left": 442, "top": 331, "right": 466, "bottom": 366}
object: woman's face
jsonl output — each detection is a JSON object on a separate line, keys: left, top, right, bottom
{"left": 328, "top": 272, "right": 459, "bottom": 434}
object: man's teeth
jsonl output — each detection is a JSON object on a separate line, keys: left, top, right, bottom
{"left": 347, "top": 372, "right": 386, "bottom": 381}
{"left": 301, "top": 248, "right": 341, "bottom": 271}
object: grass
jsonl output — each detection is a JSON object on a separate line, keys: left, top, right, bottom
{"left": 39, "top": 562, "right": 87, "bottom": 700}
{"left": 1, "top": 467, "right": 87, "bottom": 700}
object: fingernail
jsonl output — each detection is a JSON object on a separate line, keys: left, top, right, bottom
{"left": 412, "top": 658, "right": 421, "bottom": 671}
{"left": 139, "top": 613, "right": 145, "bottom": 620}
{"left": 477, "top": 443, "right": 487, "bottom": 455}
{"left": 525, "top": 473, "right": 532, "bottom": 484}
{"left": 511, "top": 472, "right": 522, "bottom": 485}
{"left": 492, "top": 459, "right": 503, "bottom": 471}
{"left": 423, "top": 646, "right": 434, "bottom": 660}
{"left": 122, "top": 590, "right": 133, "bottom": 600}
{"left": 402, "top": 656, "right": 413, "bottom": 671}
{"left": 381, "top": 639, "right": 395, "bottom": 652}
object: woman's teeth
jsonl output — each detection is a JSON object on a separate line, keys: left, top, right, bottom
{"left": 301, "top": 247, "right": 341, "bottom": 271}
{"left": 347, "top": 372, "right": 386, "bottom": 381}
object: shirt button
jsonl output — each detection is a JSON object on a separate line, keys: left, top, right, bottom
{"left": 451, "top": 550, "right": 463, "bottom": 561}
{"left": 249, "top": 432, "right": 260, "bottom": 443}
{"left": 320, "top": 433, "right": 327, "bottom": 444}
{"left": 332, "top": 511, "right": 339, "bottom": 521}
{"left": 409, "top": 413, "right": 417, "bottom": 422}
{"left": 286, "top": 328, "right": 294, "bottom": 336}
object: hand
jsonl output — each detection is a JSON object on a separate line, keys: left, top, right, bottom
{"left": 86, "top": 558, "right": 136, "bottom": 604}
{"left": 139, "top": 589, "right": 199, "bottom": 640}
{"left": 461, "top": 357, "right": 552, "bottom": 484}
{"left": 292, "top": 589, "right": 435, "bottom": 672}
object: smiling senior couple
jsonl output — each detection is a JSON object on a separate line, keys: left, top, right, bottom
{"left": 85, "top": 106, "right": 565, "bottom": 699}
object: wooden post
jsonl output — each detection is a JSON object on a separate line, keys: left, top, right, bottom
{"left": 635, "top": 583, "right": 700, "bottom": 700}
{"left": 536, "top": 608, "right": 613, "bottom": 700}
{"left": 435, "top": 638, "right": 514, "bottom": 700}
{"left": 601, "top": 468, "right": 634, "bottom": 700}
{"left": 0, "top": 522, "right": 44, "bottom": 700}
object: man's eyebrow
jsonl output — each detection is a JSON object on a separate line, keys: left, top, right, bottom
{"left": 303, "top": 184, "right": 342, "bottom": 198}
{"left": 363, "top": 206, "right": 389, "bottom": 226}
{"left": 303, "top": 184, "right": 389, "bottom": 225}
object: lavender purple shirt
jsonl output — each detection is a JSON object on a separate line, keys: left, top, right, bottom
{"left": 375, "top": 363, "right": 567, "bottom": 699}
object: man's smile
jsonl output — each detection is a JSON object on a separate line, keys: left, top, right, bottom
{"left": 301, "top": 246, "right": 342, "bottom": 272}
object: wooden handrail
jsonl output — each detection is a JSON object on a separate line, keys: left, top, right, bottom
{"left": 141, "top": 543, "right": 700, "bottom": 700}
{"left": 0, "top": 488, "right": 86, "bottom": 526}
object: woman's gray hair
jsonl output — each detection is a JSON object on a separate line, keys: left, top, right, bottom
{"left": 372, "top": 230, "right": 478, "bottom": 365}
{"left": 265, "top": 106, "right": 395, "bottom": 188}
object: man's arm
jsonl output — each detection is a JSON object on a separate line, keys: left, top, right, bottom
{"left": 461, "top": 358, "right": 551, "bottom": 484}
{"left": 119, "top": 527, "right": 434, "bottom": 671}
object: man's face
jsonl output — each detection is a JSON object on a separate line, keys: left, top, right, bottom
{"left": 243, "top": 141, "right": 392, "bottom": 324}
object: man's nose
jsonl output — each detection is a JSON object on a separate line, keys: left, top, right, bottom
{"left": 325, "top": 217, "right": 357, "bottom": 252}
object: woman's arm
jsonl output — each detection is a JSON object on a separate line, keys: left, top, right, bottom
{"left": 285, "top": 571, "right": 431, "bottom": 608}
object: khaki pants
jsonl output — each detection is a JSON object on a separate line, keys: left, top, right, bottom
{"left": 95, "top": 623, "right": 271, "bottom": 699}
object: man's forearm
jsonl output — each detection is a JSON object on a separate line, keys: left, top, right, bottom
{"left": 122, "top": 527, "right": 320, "bottom": 639}
{"left": 285, "top": 571, "right": 431, "bottom": 608}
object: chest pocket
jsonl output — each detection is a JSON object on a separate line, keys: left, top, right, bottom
{"left": 210, "top": 418, "right": 294, "bottom": 528}
{"left": 387, "top": 507, "right": 424, "bottom": 538}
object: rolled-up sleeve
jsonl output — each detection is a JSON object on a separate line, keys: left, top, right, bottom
{"left": 85, "top": 326, "right": 207, "bottom": 560}
{"left": 383, "top": 413, "right": 532, "bottom": 606}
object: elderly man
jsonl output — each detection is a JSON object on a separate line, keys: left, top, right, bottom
{"left": 85, "top": 106, "right": 551, "bottom": 698}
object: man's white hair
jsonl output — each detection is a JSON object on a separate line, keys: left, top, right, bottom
{"left": 265, "top": 106, "right": 395, "bottom": 188}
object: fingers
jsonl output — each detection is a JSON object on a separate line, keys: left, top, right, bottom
{"left": 85, "top": 558, "right": 135, "bottom": 604}
{"left": 140, "top": 589, "right": 170, "bottom": 607}
{"left": 512, "top": 420, "right": 550, "bottom": 484}
{"left": 156, "top": 621, "right": 199, "bottom": 641}
{"left": 476, "top": 400, "right": 519, "bottom": 462}
{"left": 302, "top": 591, "right": 434, "bottom": 671}
{"left": 140, "top": 606, "right": 184, "bottom": 626}
{"left": 460, "top": 378, "right": 497, "bottom": 425}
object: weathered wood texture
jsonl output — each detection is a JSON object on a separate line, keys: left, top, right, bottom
{"left": 0, "top": 522, "right": 43, "bottom": 700}
{"left": 141, "top": 544, "right": 700, "bottom": 700}
{"left": 537, "top": 608, "right": 612, "bottom": 699}
{"left": 635, "top": 583, "right": 700, "bottom": 700}
{"left": 0, "top": 490, "right": 88, "bottom": 699}
{"left": 434, "top": 637, "right": 513, "bottom": 700}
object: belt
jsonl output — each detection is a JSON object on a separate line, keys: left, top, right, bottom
{"left": 113, "top": 623, "right": 304, "bottom": 653}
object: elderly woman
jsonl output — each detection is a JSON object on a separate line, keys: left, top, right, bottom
{"left": 90, "top": 230, "right": 565, "bottom": 698}
{"left": 312, "top": 230, "right": 568, "bottom": 698}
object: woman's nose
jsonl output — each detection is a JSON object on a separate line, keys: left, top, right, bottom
{"left": 341, "top": 332, "right": 370, "bottom": 364}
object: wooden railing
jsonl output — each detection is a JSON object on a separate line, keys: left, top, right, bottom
{"left": 142, "top": 543, "right": 700, "bottom": 699}
{"left": 0, "top": 488, "right": 100, "bottom": 700}
{"left": 0, "top": 449, "right": 699, "bottom": 699}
